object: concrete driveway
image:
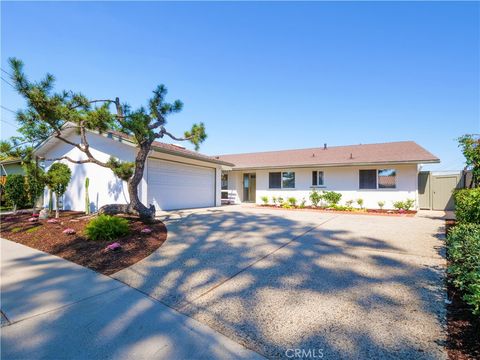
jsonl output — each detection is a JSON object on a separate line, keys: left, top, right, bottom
{"left": 113, "top": 205, "right": 447, "bottom": 359}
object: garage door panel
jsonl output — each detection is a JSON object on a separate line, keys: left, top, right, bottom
{"left": 147, "top": 159, "right": 215, "bottom": 211}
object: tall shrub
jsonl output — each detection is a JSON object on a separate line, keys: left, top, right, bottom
{"left": 24, "top": 162, "right": 46, "bottom": 213}
{"left": 4, "top": 174, "right": 27, "bottom": 212}
{"left": 454, "top": 188, "right": 480, "bottom": 224}
{"left": 458, "top": 134, "right": 479, "bottom": 188}
{"left": 46, "top": 163, "right": 72, "bottom": 218}
{"left": 447, "top": 223, "right": 480, "bottom": 315}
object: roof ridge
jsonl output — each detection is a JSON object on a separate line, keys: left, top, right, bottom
{"left": 215, "top": 140, "right": 416, "bottom": 157}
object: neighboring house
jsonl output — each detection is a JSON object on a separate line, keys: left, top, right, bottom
{"left": 216, "top": 142, "right": 439, "bottom": 209}
{"left": 0, "top": 158, "right": 24, "bottom": 178}
{"left": 34, "top": 127, "right": 233, "bottom": 212}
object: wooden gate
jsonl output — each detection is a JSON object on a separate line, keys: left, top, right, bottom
{"left": 418, "top": 171, "right": 463, "bottom": 210}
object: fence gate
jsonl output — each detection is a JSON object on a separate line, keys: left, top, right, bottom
{"left": 418, "top": 171, "right": 463, "bottom": 210}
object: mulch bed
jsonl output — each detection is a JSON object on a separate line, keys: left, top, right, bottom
{"left": 444, "top": 219, "right": 480, "bottom": 360}
{"left": 257, "top": 205, "right": 417, "bottom": 217}
{"left": 446, "top": 283, "right": 480, "bottom": 360}
{"left": 0, "top": 211, "right": 167, "bottom": 275}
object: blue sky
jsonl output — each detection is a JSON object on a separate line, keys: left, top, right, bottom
{"left": 1, "top": 1, "right": 479, "bottom": 170}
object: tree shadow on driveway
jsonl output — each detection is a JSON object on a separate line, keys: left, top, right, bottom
{"left": 113, "top": 208, "right": 447, "bottom": 359}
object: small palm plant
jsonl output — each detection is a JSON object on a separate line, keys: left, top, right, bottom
{"left": 261, "top": 196, "right": 269, "bottom": 205}
{"left": 377, "top": 200, "right": 385, "bottom": 210}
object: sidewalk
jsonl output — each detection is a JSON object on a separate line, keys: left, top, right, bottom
{"left": 0, "top": 239, "right": 263, "bottom": 359}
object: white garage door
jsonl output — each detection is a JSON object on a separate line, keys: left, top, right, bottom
{"left": 147, "top": 158, "right": 215, "bottom": 211}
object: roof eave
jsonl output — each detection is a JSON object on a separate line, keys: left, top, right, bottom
{"left": 227, "top": 159, "right": 440, "bottom": 171}
{"left": 149, "top": 144, "right": 234, "bottom": 167}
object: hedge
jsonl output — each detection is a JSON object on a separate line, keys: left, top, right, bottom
{"left": 453, "top": 188, "right": 480, "bottom": 224}
{"left": 447, "top": 223, "right": 480, "bottom": 315}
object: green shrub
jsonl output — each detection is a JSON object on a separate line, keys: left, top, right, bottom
{"left": 288, "top": 197, "right": 297, "bottom": 206}
{"left": 345, "top": 200, "right": 354, "bottom": 208}
{"left": 454, "top": 189, "right": 480, "bottom": 224}
{"left": 4, "top": 174, "right": 28, "bottom": 211}
{"left": 261, "top": 196, "right": 269, "bottom": 205}
{"left": 393, "top": 200, "right": 404, "bottom": 210}
{"left": 47, "top": 163, "right": 72, "bottom": 218}
{"left": 299, "top": 198, "right": 306, "bottom": 209}
{"left": 281, "top": 202, "right": 292, "bottom": 209}
{"left": 323, "top": 191, "right": 342, "bottom": 206}
{"left": 309, "top": 190, "right": 322, "bottom": 207}
{"left": 393, "top": 199, "right": 415, "bottom": 211}
{"left": 403, "top": 199, "right": 415, "bottom": 211}
{"left": 85, "top": 215, "right": 130, "bottom": 241}
{"left": 377, "top": 200, "right": 385, "bottom": 210}
{"left": 447, "top": 223, "right": 480, "bottom": 315}
{"left": 277, "top": 196, "right": 284, "bottom": 205}
{"left": 331, "top": 205, "right": 349, "bottom": 211}
{"left": 356, "top": 198, "right": 364, "bottom": 209}
{"left": 272, "top": 196, "right": 277, "bottom": 205}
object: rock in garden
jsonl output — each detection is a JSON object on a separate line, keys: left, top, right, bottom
{"left": 105, "top": 242, "right": 121, "bottom": 251}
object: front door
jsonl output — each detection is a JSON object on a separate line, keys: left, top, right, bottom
{"left": 243, "top": 173, "right": 256, "bottom": 202}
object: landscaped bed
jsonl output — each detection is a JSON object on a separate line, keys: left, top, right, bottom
{"left": 0, "top": 211, "right": 167, "bottom": 275}
{"left": 257, "top": 205, "right": 417, "bottom": 217}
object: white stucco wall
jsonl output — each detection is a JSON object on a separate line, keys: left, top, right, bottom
{"left": 41, "top": 133, "right": 135, "bottom": 212}
{"left": 227, "top": 164, "right": 419, "bottom": 209}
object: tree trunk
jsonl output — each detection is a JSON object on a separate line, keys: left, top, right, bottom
{"left": 55, "top": 193, "right": 59, "bottom": 218}
{"left": 99, "top": 142, "right": 155, "bottom": 222}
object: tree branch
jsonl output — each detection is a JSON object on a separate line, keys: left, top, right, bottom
{"left": 155, "top": 127, "right": 193, "bottom": 141}
{"left": 68, "top": 99, "right": 116, "bottom": 110}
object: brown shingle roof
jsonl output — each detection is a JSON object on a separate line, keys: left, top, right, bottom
{"left": 106, "top": 130, "right": 234, "bottom": 166}
{"left": 216, "top": 141, "right": 439, "bottom": 169}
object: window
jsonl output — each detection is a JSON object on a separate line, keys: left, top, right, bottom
{"left": 378, "top": 169, "right": 396, "bottom": 189}
{"left": 269, "top": 172, "right": 295, "bottom": 188}
{"left": 359, "top": 170, "right": 377, "bottom": 189}
{"left": 269, "top": 172, "right": 281, "bottom": 189}
{"left": 221, "top": 173, "right": 228, "bottom": 190}
{"left": 282, "top": 172, "right": 295, "bottom": 188}
{"left": 312, "top": 171, "right": 324, "bottom": 186}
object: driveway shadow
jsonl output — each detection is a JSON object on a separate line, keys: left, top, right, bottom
{"left": 113, "top": 208, "right": 447, "bottom": 359}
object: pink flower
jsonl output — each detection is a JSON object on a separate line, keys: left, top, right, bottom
{"left": 141, "top": 228, "right": 152, "bottom": 234}
{"left": 28, "top": 217, "right": 38, "bottom": 222}
{"left": 63, "top": 228, "right": 76, "bottom": 235}
{"left": 47, "top": 219, "right": 59, "bottom": 223}
{"left": 32, "top": 213, "right": 39, "bottom": 218}
{"left": 106, "top": 242, "right": 121, "bottom": 251}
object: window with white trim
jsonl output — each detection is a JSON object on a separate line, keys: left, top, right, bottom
{"left": 359, "top": 169, "right": 397, "bottom": 189}
{"left": 269, "top": 172, "right": 295, "bottom": 189}
{"left": 378, "top": 169, "right": 396, "bottom": 189}
{"left": 312, "top": 171, "right": 324, "bottom": 186}
{"left": 282, "top": 172, "right": 295, "bottom": 188}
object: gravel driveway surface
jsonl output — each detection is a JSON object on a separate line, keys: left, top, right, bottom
{"left": 113, "top": 206, "right": 446, "bottom": 359}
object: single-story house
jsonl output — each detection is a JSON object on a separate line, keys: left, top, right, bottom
{"left": 216, "top": 141, "right": 439, "bottom": 210}
{"left": 34, "top": 127, "right": 233, "bottom": 213}
{"left": 35, "top": 127, "right": 439, "bottom": 212}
